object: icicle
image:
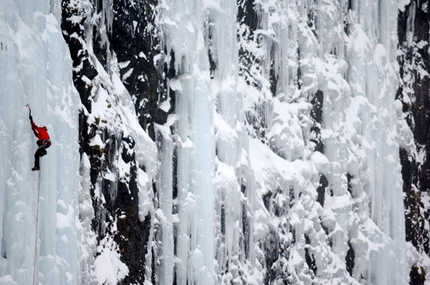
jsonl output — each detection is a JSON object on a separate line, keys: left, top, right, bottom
{"left": 155, "top": 125, "right": 174, "bottom": 285}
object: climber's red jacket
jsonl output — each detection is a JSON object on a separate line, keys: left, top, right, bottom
{"left": 31, "top": 120, "right": 50, "bottom": 141}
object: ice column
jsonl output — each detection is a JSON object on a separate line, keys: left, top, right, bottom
{"left": 208, "top": 0, "right": 248, "bottom": 281}
{"left": 155, "top": 125, "right": 174, "bottom": 285}
{"left": 159, "top": 0, "right": 215, "bottom": 284}
{"left": 347, "top": 0, "right": 407, "bottom": 284}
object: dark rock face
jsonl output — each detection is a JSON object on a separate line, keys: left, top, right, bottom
{"left": 110, "top": 0, "right": 167, "bottom": 133}
{"left": 61, "top": 0, "right": 161, "bottom": 283}
{"left": 105, "top": 3, "right": 164, "bottom": 281}
{"left": 61, "top": 0, "right": 98, "bottom": 113}
{"left": 397, "top": 1, "right": 430, "bottom": 284}
{"left": 310, "top": 90, "right": 324, "bottom": 153}
{"left": 237, "top": 2, "right": 259, "bottom": 93}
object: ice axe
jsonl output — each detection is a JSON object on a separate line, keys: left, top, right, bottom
{"left": 26, "top": 104, "right": 32, "bottom": 119}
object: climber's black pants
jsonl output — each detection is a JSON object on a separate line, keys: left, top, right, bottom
{"left": 34, "top": 140, "right": 51, "bottom": 169}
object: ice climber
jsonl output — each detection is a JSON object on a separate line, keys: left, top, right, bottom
{"left": 28, "top": 106, "right": 51, "bottom": 171}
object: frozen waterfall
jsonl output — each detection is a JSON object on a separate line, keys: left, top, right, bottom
{"left": 155, "top": 0, "right": 409, "bottom": 284}
{"left": 0, "top": 0, "right": 427, "bottom": 284}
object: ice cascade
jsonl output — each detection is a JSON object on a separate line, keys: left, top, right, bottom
{"left": 0, "top": 0, "right": 425, "bottom": 284}
{"left": 155, "top": 0, "right": 410, "bottom": 284}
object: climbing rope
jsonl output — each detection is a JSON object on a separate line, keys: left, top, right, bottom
{"left": 33, "top": 171, "right": 41, "bottom": 285}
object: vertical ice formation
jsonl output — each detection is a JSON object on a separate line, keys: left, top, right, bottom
{"left": 0, "top": 0, "right": 80, "bottom": 284}
{"left": 154, "top": 0, "right": 409, "bottom": 284}
{"left": 257, "top": 1, "right": 407, "bottom": 284}
{"left": 158, "top": 1, "right": 215, "bottom": 283}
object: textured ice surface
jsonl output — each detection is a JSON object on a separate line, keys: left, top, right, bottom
{"left": 0, "top": 0, "right": 426, "bottom": 284}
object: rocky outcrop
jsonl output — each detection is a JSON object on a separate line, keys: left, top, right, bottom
{"left": 397, "top": 1, "right": 430, "bottom": 284}
{"left": 61, "top": 0, "right": 159, "bottom": 283}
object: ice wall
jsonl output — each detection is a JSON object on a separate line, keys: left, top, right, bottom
{"left": 0, "top": 0, "right": 80, "bottom": 284}
{"left": 0, "top": 0, "right": 423, "bottom": 284}
{"left": 155, "top": 0, "right": 411, "bottom": 284}
{"left": 246, "top": 0, "right": 408, "bottom": 283}
{"left": 158, "top": 1, "right": 215, "bottom": 283}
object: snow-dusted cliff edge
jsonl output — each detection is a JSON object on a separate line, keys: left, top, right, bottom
{"left": 0, "top": 0, "right": 429, "bottom": 284}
